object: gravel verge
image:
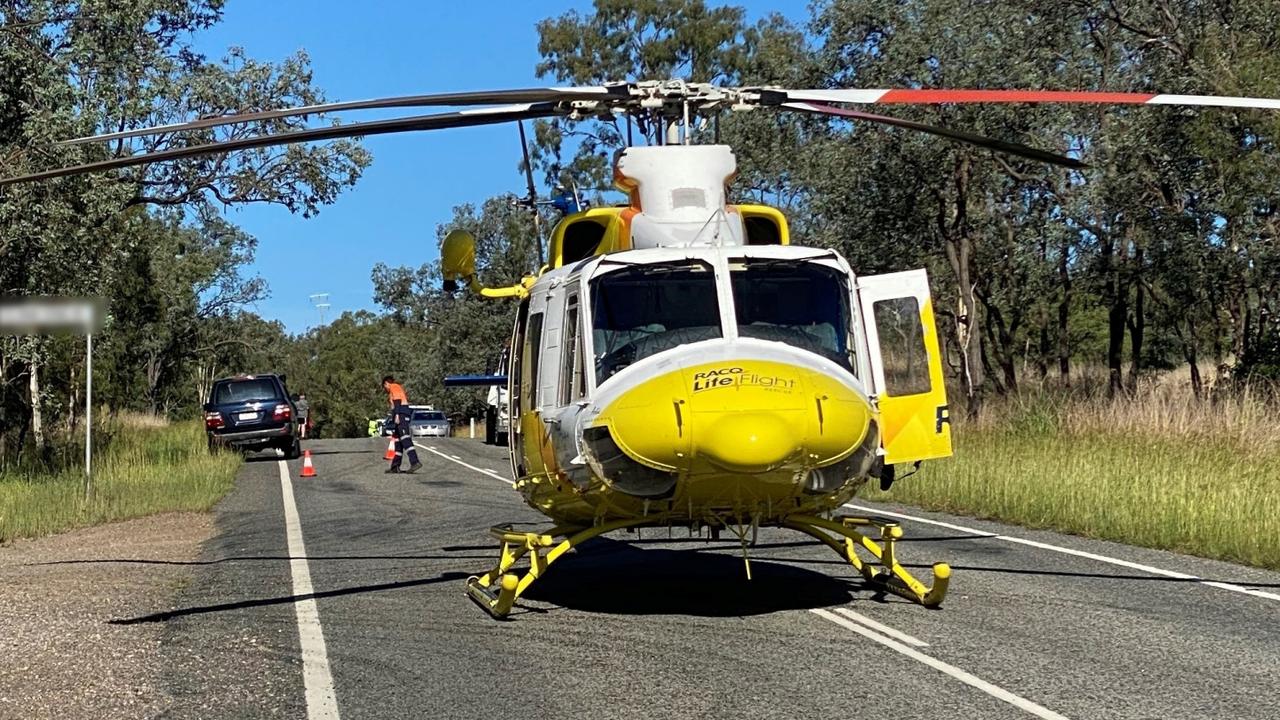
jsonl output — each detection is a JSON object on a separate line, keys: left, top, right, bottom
{"left": 0, "top": 512, "right": 214, "bottom": 720}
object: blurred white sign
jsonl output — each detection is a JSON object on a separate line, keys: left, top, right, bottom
{"left": 0, "top": 298, "right": 103, "bottom": 334}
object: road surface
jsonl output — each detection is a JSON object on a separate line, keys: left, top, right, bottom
{"left": 111, "top": 438, "right": 1280, "bottom": 719}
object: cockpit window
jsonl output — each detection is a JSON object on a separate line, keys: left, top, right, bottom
{"left": 729, "top": 258, "right": 854, "bottom": 370}
{"left": 590, "top": 261, "right": 722, "bottom": 383}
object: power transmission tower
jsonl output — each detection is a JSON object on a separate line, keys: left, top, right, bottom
{"left": 309, "top": 293, "right": 330, "bottom": 327}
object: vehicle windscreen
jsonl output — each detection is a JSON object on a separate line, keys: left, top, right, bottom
{"left": 212, "top": 378, "right": 280, "bottom": 404}
{"left": 413, "top": 411, "right": 446, "bottom": 421}
{"left": 590, "top": 260, "right": 722, "bottom": 383}
{"left": 730, "top": 259, "right": 854, "bottom": 370}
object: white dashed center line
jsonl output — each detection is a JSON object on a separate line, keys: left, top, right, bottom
{"left": 844, "top": 503, "right": 1280, "bottom": 602}
{"left": 812, "top": 609, "right": 1070, "bottom": 719}
{"left": 414, "top": 443, "right": 515, "bottom": 486}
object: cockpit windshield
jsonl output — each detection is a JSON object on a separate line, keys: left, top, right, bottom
{"left": 590, "top": 260, "right": 722, "bottom": 383}
{"left": 729, "top": 258, "right": 854, "bottom": 370}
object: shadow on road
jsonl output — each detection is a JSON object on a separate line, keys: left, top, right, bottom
{"left": 109, "top": 571, "right": 470, "bottom": 625}
{"left": 753, "top": 554, "right": 1280, "bottom": 587}
{"left": 31, "top": 553, "right": 491, "bottom": 567}
{"left": 521, "top": 537, "right": 859, "bottom": 616}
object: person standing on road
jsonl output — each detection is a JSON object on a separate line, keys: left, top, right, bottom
{"left": 295, "top": 393, "right": 310, "bottom": 439}
{"left": 382, "top": 375, "right": 422, "bottom": 474}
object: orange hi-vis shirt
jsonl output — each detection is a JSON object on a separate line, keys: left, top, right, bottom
{"left": 386, "top": 382, "right": 408, "bottom": 406}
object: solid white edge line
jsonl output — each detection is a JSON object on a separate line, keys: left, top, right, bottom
{"left": 844, "top": 503, "right": 1280, "bottom": 602}
{"left": 414, "top": 442, "right": 515, "bottom": 486}
{"left": 277, "top": 460, "right": 341, "bottom": 720}
{"left": 811, "top": 609, "right": 1071, "bottom": 720}
{"left": 833, "top": 607, "right": 929, "bottom": 647}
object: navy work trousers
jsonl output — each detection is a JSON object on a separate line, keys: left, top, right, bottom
{"left": 389, "top": 402, "right": 421, "bottom": 470}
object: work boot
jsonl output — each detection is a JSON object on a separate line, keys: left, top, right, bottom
{"left": 408, "top": 461, "right": 423, "bottom": 474}
{"left": 385, "top": 467, "right": 401, "bottom": 474}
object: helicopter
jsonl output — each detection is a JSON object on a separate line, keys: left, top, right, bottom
{"left": 6, "top": 79, "right": 1279, "bottom": 619}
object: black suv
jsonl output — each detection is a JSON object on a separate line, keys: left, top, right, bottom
{"left": 204, "top": 374, "right": 301, "bottom": 458}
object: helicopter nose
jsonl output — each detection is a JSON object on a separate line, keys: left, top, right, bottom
{"left": 588, "top": 356, "right": 874, "bottom": 485}
{"left": 699, "top": 411, "right": 797, "bottom": 472}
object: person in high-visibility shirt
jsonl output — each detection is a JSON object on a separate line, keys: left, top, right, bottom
{"left": 382, "top": 375, "right": 422, "bottom": 474}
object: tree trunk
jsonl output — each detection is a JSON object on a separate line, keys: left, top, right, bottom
{"left": 1057, "top": 234, "right": 1071, "bottom": 382}
{"left": 67, "top": 361, "right": 79, "bottom": 434}
{"left": 940, "top": 156, "right": 984, "bottom": 418}
{"left": 982, "top": 299, "right": 1019, "bottom": 393}
{"left": 1107, "top": 296, "right": 1127, "bottom": 396}
{"left": 29, "top": 357, "right": 45, "bottom": 454}
{"left": 1177, "top": 319, "right": 1198, "bottom": 397}
{"left": 1037, "top": 325, "right": 1050, "bottom": 379}
{"left": 1127, "top": 270, "right": 1144, "bottom": 392}
{"left": 1102, "top": 230, "right": 1129, "bottom": 397}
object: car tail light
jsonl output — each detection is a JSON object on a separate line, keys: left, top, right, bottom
{"left": 204, "top": 411, "right": 224, "bottom": 429}
{"left": 273, "top": 403, "right": 292, "bottom": 420}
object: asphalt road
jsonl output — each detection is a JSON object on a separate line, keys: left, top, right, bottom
{"left": 125, "top": 437, "right": 1280, "bottom": 719}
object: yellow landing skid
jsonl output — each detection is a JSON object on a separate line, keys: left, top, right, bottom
{"left": 465, "top": 518, "right": 650, "bottom": 618}
{"left": 784, "top": 514, "right": 950, "bottom": 607}
{"left": 466, "top": 513, "right": 950, "bottom": 619}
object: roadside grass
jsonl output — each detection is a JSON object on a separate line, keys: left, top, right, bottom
{"left": 867, "top": 382, "right": 1280, "bottom": 570}
{"left": 0, "top": 421, "right": 240, "bottom": 543}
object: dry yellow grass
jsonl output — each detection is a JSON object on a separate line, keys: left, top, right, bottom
{"left": 0, "top": 421, "right": 240, "bottom": 543}
{"left": 868, "top": 377, "right": 1280, "bottom": 570}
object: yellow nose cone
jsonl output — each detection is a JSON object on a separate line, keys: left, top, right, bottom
{"left": 698, "top": 412, "right": 798, "bottom": 472}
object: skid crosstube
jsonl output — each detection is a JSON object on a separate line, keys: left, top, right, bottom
{"left": 465, "top": 518, "right": 650, "bottom": 618}
{"left": 784, "top": 514, "right": 950, "bottom": 607}
{"left": 466, "top": 512, "right": 950, "bottom": 618}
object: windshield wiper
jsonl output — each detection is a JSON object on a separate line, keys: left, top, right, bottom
{"left": 598, "top": 259, "right": 712, "bottom": 276}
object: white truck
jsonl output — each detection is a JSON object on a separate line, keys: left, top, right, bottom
{"left": 485, "top": 385, "right": 509, "bottom": 446}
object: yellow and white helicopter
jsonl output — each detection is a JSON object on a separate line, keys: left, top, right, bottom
{"left": 6, "top": 79, "right": 1275, "bottom": 618}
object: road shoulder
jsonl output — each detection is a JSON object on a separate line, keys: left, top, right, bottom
{"left": 0, "top": 512, "right": 215, "bottom": 720}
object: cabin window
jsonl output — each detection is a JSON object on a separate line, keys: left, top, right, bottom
{"left": 872, "top": 297, "right": 931, "bottom": 396}
{"left": 729, "top": 258, "right": 855, "bottom": 371}
{"left": 590, "top": 260, "right": 722, "bottom": 383}
{"left": 560, "top": 294, "right": 586, "bottom": 404}
{"left": 523, "top": 311, "right": 543, "bottom": 408}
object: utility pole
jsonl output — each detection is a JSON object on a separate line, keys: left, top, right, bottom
{"left": 309, "top": 293, "right": 330, "bottom": 327}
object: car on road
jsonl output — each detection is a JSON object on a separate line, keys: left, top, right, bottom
{"left": 204, "top": 374, "right": 301, "bottom": 458}
{"left": 409, "top": 409, "right": 451, "bottom": 438}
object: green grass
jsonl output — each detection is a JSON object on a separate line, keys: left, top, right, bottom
{"left": 0, "top": 421, "right": 241, "bottom": 543}
{"left": 866, "top": 389, "right": 1280, "bottom": 570}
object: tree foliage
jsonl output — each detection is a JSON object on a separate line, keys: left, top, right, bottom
{"left": 0, "top": 0, "right": 369, "bottom": 459}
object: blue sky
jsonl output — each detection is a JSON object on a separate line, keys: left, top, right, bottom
{"left": 192, "top": 1, "right": 811, "bottom": 333}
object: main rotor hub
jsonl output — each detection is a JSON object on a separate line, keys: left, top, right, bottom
{"left": 568, "top": 80, "right": 767, "bottom": 122}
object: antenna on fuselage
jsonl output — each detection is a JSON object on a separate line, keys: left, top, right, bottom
{"left": 516, "top": 120, "right": 545, "bottom": 267}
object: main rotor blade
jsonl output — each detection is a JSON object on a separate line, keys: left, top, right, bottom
{"left": 60, "top": 86, "right": 621, "bottom": 146}
{"left": 783, "top": 101, "right": 1084, "bottom": 169}
{"left": 764, "top": 88, "right": 1280, "bottom": 110}
{"left": 0, "top": 103, "right": 565, "bottom": 186}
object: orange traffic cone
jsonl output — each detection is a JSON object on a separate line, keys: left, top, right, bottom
{"left": 383, "top": 437, "right": 396, "bottom": 460}
{"left": 300, "top": 450, "right": 317, "bottom": 478}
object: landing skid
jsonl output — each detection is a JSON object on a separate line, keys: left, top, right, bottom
{"left": 783, "top": 514, "right": 950, "bottom": 607}
{"left": 465, "top": 513, "right": 950, "bottom": 618}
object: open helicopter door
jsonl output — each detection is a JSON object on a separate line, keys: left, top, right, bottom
{"left": 856, "top": 269, "right": 953, "bottom": 464}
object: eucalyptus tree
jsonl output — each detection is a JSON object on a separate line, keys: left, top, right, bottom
{"left": 0, "top": 0, "right": 369, "bottom": 452}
